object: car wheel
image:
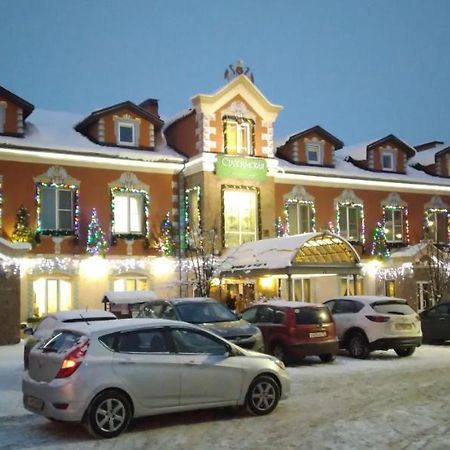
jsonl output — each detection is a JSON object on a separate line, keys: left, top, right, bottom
{"left": 270, "top": 343, "right": 286, "bottom": 363}
{"left": 394, "top": 346, "right": 416, "bottom": 357}
{"left": 319, "top": 353, "right": 336, "bottom": 363}
{"left": 245, "top": 375, "right": 280, "bottom": 416}
{"left": 84, "top": 390, "right": 132, "bottom": 439}
{"left": 347, "top": 332, "right": 370, "bottom": 359}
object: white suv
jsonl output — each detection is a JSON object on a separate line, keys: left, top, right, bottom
{"left": 323, "top": 296, "right": 422, "bottom": 359}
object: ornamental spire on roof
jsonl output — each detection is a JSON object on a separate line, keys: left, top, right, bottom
{"left": 224, "top": 60, "right": 254, "bottom": 83}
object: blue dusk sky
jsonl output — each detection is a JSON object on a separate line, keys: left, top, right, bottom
{"left": 2, "top": 0, "right": 450, "bottom": 147}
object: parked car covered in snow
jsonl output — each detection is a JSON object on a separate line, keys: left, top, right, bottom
{"left": 23, "top": 309, "right": 117, "bottom": 368}
{"left": 23, "top": 319, "right": 290, "bottom": 438}
{"left": 324, "top": 296, "right": 422, "bottom": 359}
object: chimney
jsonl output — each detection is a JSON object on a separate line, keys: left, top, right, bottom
{"left": 139, "top": 98, "right": 159, "bottom": 118}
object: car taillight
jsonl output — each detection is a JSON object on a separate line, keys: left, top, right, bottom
{"left": 365, "top": 315, "right": 390, "bottom": 323}
{"left": 55, "top": 341, "right": 89, "bottom": 379}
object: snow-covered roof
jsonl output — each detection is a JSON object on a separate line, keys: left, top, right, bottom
{"left": 102, "top": 290, "right": 159, "bottom": 304}
{"left": 0, "top": 109, "right": 185, "bottom": 163}
{"left": 216, "top": 232, "right": 360, "bottom": 275}
{"left": 410, "top": 143, "right": 449, "bottom": 166}
{"left": 50, "top": 309, "right": 117, "bottom": 321}
{"left": 335, "top": 141, "right": 371, "bottom": 160}
{"left": 254, "top": 300, "right": 323, "bottom": 308}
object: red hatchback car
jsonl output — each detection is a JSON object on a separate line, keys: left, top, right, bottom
{"left": 241, "top": 301, "right": 339, "bottom": 364}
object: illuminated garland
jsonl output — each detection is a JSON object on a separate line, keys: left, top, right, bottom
{"left": 275, "top": 216, "right": 286, "bottom": 237}
{"left": 335, "top": 202, "right": 365, "bottom": 243}
{"left": 371, "top": 221, "right": 390, "bottom": 259}
{"left": 283, "top": 199, "right": 316, "bottom": 234}
{"left": 110, "top": 186, "right": 150, "bottom": 245}
{"left": 158, "top": 212, "right": 176, "bottom": 256}
{"left": 86, "top": 208, "right": 109, "bottom": 256}
{"left": 424, "top": 208, "right": 450, "bottom": 242}
{"left": 376, "top": 263, "right": 414, "bottom": 280}
{"left": 383, "top": 205, "right": 410, "bottom": 244}
{"left": 185, "top": 186, "right": 201, "bottom": 233}
{"left": 35, "top": 182, "right": 80, "bottom": 239}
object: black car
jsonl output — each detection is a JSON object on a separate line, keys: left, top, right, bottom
{"left": 134, "top": 297, "right": 265, "bottom": 352}
{"left": 420, "top": 302, "right": 450, "bottom": 344}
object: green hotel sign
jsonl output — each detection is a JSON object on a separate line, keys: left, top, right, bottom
{"left": 216, "top": 155, "right": 267, "bottom": 181}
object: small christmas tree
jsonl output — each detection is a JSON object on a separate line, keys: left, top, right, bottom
{"left": 371, "top": 221, "right": 390, "bottom": 259}
{"left": 275, "top": 217, "right": 286, "bottom": 237}
{"left": 86, "top": 208, "right": 108, "bottom": 256}
{"left": 158, "top": 212, "right": 175, "bottom": 256}
{"left": 12, "top": 205, "right": 34, "bottom": 243}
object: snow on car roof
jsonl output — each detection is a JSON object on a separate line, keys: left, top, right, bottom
{"left": 49, "top": 309, "right": 116, "bottom": 321}
{"left": 252, "top": 300, "right": 323, "bottom": 308}
{"left": 102, "top": 290, "right": 160, "bottom": 304}
{"left": 329, "top": 295, "right": 407, "bottom": 303}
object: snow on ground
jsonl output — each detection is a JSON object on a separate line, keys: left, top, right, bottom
{"left": 0, "top": 342, "right": 449, "bottom": 449}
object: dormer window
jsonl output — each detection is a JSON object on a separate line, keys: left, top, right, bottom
{"left": 306, "top": 142, "right": 323, "bottom": 165}
{"left": 118, "top": 122, "right": 136, "bottom": 146}
{"left": 381, "top": 150, "right": 395, "bottom": 171}
{"left": 223, "top": 116, "right": 254, "bottom": 156}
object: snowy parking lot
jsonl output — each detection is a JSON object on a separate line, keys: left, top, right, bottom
{"left": 0, "top": 342, "right": 449, "bottom": 450}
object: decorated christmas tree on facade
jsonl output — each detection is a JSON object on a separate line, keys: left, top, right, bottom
{"left": 371, "top": 221, "right": 390, "bottom": 259}
{"left": 86, "top": 208, "right": 108, "bottom": 256}
{"left": 11, "top": 205, "right": 34, "bottom": 243}
{"left": 158, "top": 212, "right": 175, "bottom": 256}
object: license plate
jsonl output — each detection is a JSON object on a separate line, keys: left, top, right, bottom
{"left": 25, "top": 395, "right": 44, "bottom": 411}
{"left": 396, "top": 323, "right": 412, "bottom": 330}
{"left": 309, "top": 331, "right": 327, "bottom": 338}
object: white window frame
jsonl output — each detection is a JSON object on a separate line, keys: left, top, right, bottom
{"left": 113, "top": 276, "right": 148, "bottom": 292}
{"left": 338, "top": 204, "right": 361, "bottom": 241}
{"left": 40, "top": 187, "right": 74, "bottom": 231}
{"left": 384, "top": 207, "right": 404, "bottom": 243}
{"left": 32, "top": 278, "right": 72, "bottom": 316}
{"left": 223, "top": 189, "right": 258, "bottom": 247}
{"left": 117, "top": 122, "right": 136, "bottom": 146}
{"left": 287, "top": 202, "right": 313, "bottom": 234}
{"left": 223, "top": 118, "right": 253, "bottom": 155}
{"left": 306, "top": 142, "right": 323, "bottom": 165}
{"left": 113, "top": 192, "right": 144, "bottom": 234}
{"left": 426, "top": 209, "right": 448, "bottom": 243}
{"left": 416, "top": 281, "right": 433, "bottom": 311}
{"left": 381, "top": 150, "right": 395, "bottom": 171}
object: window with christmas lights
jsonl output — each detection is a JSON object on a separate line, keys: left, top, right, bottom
{"left": 424, "top": 209, "right": 448, "bottom": 244}
{"left": 39, "top": 187, "right": 74, "bottom": 232}
{"left": 223, "top": 188, "right": 259, "bottom": 247}
{"left": 287, "top": 202, "right": 314, "bottom": 234}
{"left": 384, "top": 207, "right": 404, "bottom": 243}
{"left": 32, "top": 278, "right": 72, "bottom": 317}
{"left": 338, "top": 204, "right": 362, "bottom": 242}
{"left": 223, "top": 116, "right": 254, "bottom": 156}
{"left": 112, "top": 193, "right": 144, "bottom": 234}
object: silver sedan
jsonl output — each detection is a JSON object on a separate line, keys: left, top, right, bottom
{"left": 23, "top": 318, "right": 290, "bottom": 438}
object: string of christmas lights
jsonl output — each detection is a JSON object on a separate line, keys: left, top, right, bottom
{"left": 383, "top": 205, "right": 410, "bottom": 244}
{"left": 283, "top": 199, "right": 316, "bottom": 235}
{"left": 86, "top": 208, "right": 109, "bottom": 256}
{"left": 424, "top": 208, "right": 450, "bottom": 242}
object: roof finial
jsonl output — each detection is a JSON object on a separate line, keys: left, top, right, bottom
{"left": 224, "top": 60, "right": 254, "bottom": 83}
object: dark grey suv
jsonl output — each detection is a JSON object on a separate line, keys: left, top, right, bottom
{"left": 135, "top": 297, "right": 264, "bottom": 352}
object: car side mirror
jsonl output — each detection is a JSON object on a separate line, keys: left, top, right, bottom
{"left": 23, "top": 327, "right": 34, "bottom": 336}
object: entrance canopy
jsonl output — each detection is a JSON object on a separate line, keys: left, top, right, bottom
{"left": 216, "top": 232, "right": 361, "bottom": 278}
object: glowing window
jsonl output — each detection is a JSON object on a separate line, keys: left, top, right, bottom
{"left": 32, "top": 278, "right": 72, "bottom": 317}
{"left": 338, "top": 205, "right": 362, "bottom": 241}
{"left": 223, "top": 118, "right": 253, "bottom": 155}
{"left": 223, "top": 189, "right": 258, "bottom": 247}
{"left": 384, "top": 208, "right": 403, "bottom": 243}
{"left": 113, "top": 277, "right": 147, "bottom": 292}
{"left": 113, "top": 193, "right": 144, "bottom": 234}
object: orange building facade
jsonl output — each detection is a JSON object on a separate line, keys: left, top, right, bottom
{"left": 1, "top": 64, "right": 450, "bottom": 330}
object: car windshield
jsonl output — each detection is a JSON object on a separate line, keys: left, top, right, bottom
{"left": 176, "top": 302, "right": 237, "bottom": 323}
{"left": 371, "top": 301, "right": 415, "bottom": 316}
{"left": 295, "top": 307, "right": 332, "bottom": 325}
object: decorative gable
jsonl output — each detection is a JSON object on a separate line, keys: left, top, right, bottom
{"left": 277, "top": 125, "right": 343, "bottom": 167}
{"left": 191, "top": 73, "right": 282, "bottom": 157}
{"left": 75, "top": 101, "right": 164, "bottom": 150}
{"left": 346, "top": 135, "right": 415, "bottom": 174}
{"left": 0, "top": 85, "right": 34, "bottom": 137}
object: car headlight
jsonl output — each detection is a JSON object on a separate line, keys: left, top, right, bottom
{"left": 274, "top": 358, "right": 286, "bottom": 370}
